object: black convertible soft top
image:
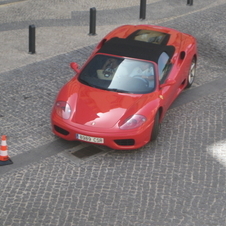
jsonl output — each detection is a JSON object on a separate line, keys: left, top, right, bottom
{"left": 98, "top": 37, "right": 175, "bottom": 63}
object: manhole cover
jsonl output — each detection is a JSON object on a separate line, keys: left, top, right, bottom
{"left": 71, "top": 145, "right": 103, "bottom": 158}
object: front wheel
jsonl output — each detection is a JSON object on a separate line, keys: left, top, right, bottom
{"left": 186, "top": 57, "right": 196, "bottom": 88}
{"left": 150, "top": 111, "right": 160, "bottom": 141}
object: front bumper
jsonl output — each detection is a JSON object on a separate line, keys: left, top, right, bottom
{"left": 51, "top": 114, "right": 154, "bottom": 150}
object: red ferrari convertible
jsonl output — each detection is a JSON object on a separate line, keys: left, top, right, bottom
{"left": 51, "top": 24, "right": 197, "bottom": 150}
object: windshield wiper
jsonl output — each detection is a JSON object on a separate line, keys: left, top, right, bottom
{"left": 79, "top": 79, "right": 98, "bottom": 88}
{"left": 79, "top": 80, "right": 129, "bottom": 93}
{"left": 107, "top": 88, "right": 130, "bottom": 93}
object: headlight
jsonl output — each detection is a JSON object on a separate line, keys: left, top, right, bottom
{"left": 55, "top": 101, "right": 72, "bottom": 119}
{"left": 119, "top": 115, "right": 146, "bottom": 130}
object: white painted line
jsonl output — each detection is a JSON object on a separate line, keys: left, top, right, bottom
{"left": 207, "top": 139, "right": 226, "bottom": 167}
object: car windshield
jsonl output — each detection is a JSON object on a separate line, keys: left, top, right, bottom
{"left": 78, "top": 54, "right": 156, "bottom": 94}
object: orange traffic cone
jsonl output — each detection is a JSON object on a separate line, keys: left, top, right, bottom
{"left": 0, "top": 135, "right": 13, "bottom": 166}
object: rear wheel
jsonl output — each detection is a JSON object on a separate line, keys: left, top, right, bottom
{"left": 186, "top": 57, "right": 196, "bottom": 88}
{"left": 150, "top": 111, "right": 160, "bottom": 141}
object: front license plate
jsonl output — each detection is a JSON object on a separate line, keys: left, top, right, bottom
{"left": 76, "top": 134, "right": 104, "bottom": 144}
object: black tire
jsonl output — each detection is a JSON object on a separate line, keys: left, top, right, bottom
{"left": 150, "top": 111, "right": 160, "bottom": 141}
{"left": 186, "top": 57, "right": 196, "bottom": 88}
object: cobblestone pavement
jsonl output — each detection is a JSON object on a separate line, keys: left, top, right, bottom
{"left": 1, "top": 0, "right": 226, "bottom": 225}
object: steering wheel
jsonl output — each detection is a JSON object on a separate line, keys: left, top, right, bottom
{"left": 133, "top": 75, "right": 149, "bottom": 87}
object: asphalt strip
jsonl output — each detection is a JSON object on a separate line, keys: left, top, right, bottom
{"left": 0, "top": 0, "right": 27, "bottom": 6}
{"left": 1, "top": 76, "right": 226, "bottom": 175}
{"left": 0, "top": 139, "right": 80, "bottom": 175}
{"left": 170, "top": 76, "right": 226, "bottom": 109}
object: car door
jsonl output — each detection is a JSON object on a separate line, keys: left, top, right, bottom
{"left": 158, "top": 52, "right": 178, "bottom": 111}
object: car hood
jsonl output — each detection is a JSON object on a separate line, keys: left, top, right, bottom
{"left": 58, "top": 80, "right": 157, "bottom": 128}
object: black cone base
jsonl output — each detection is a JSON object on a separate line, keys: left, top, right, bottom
{"left": 0, "top": 158, "right": 13, "bottom": 166}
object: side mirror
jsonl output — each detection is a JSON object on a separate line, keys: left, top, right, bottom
{"left": 160, "top": 79, "right": 176, "bottom": 88}
{"left": 70, "top": 62, "right": 80, "bottom": 73}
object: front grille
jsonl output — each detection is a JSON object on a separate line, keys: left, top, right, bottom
{"left": 114, "top": 139, "right": 135, "bottom": 146}
{"left": 54, "top": 125, "right": 69, "bottom": 136}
